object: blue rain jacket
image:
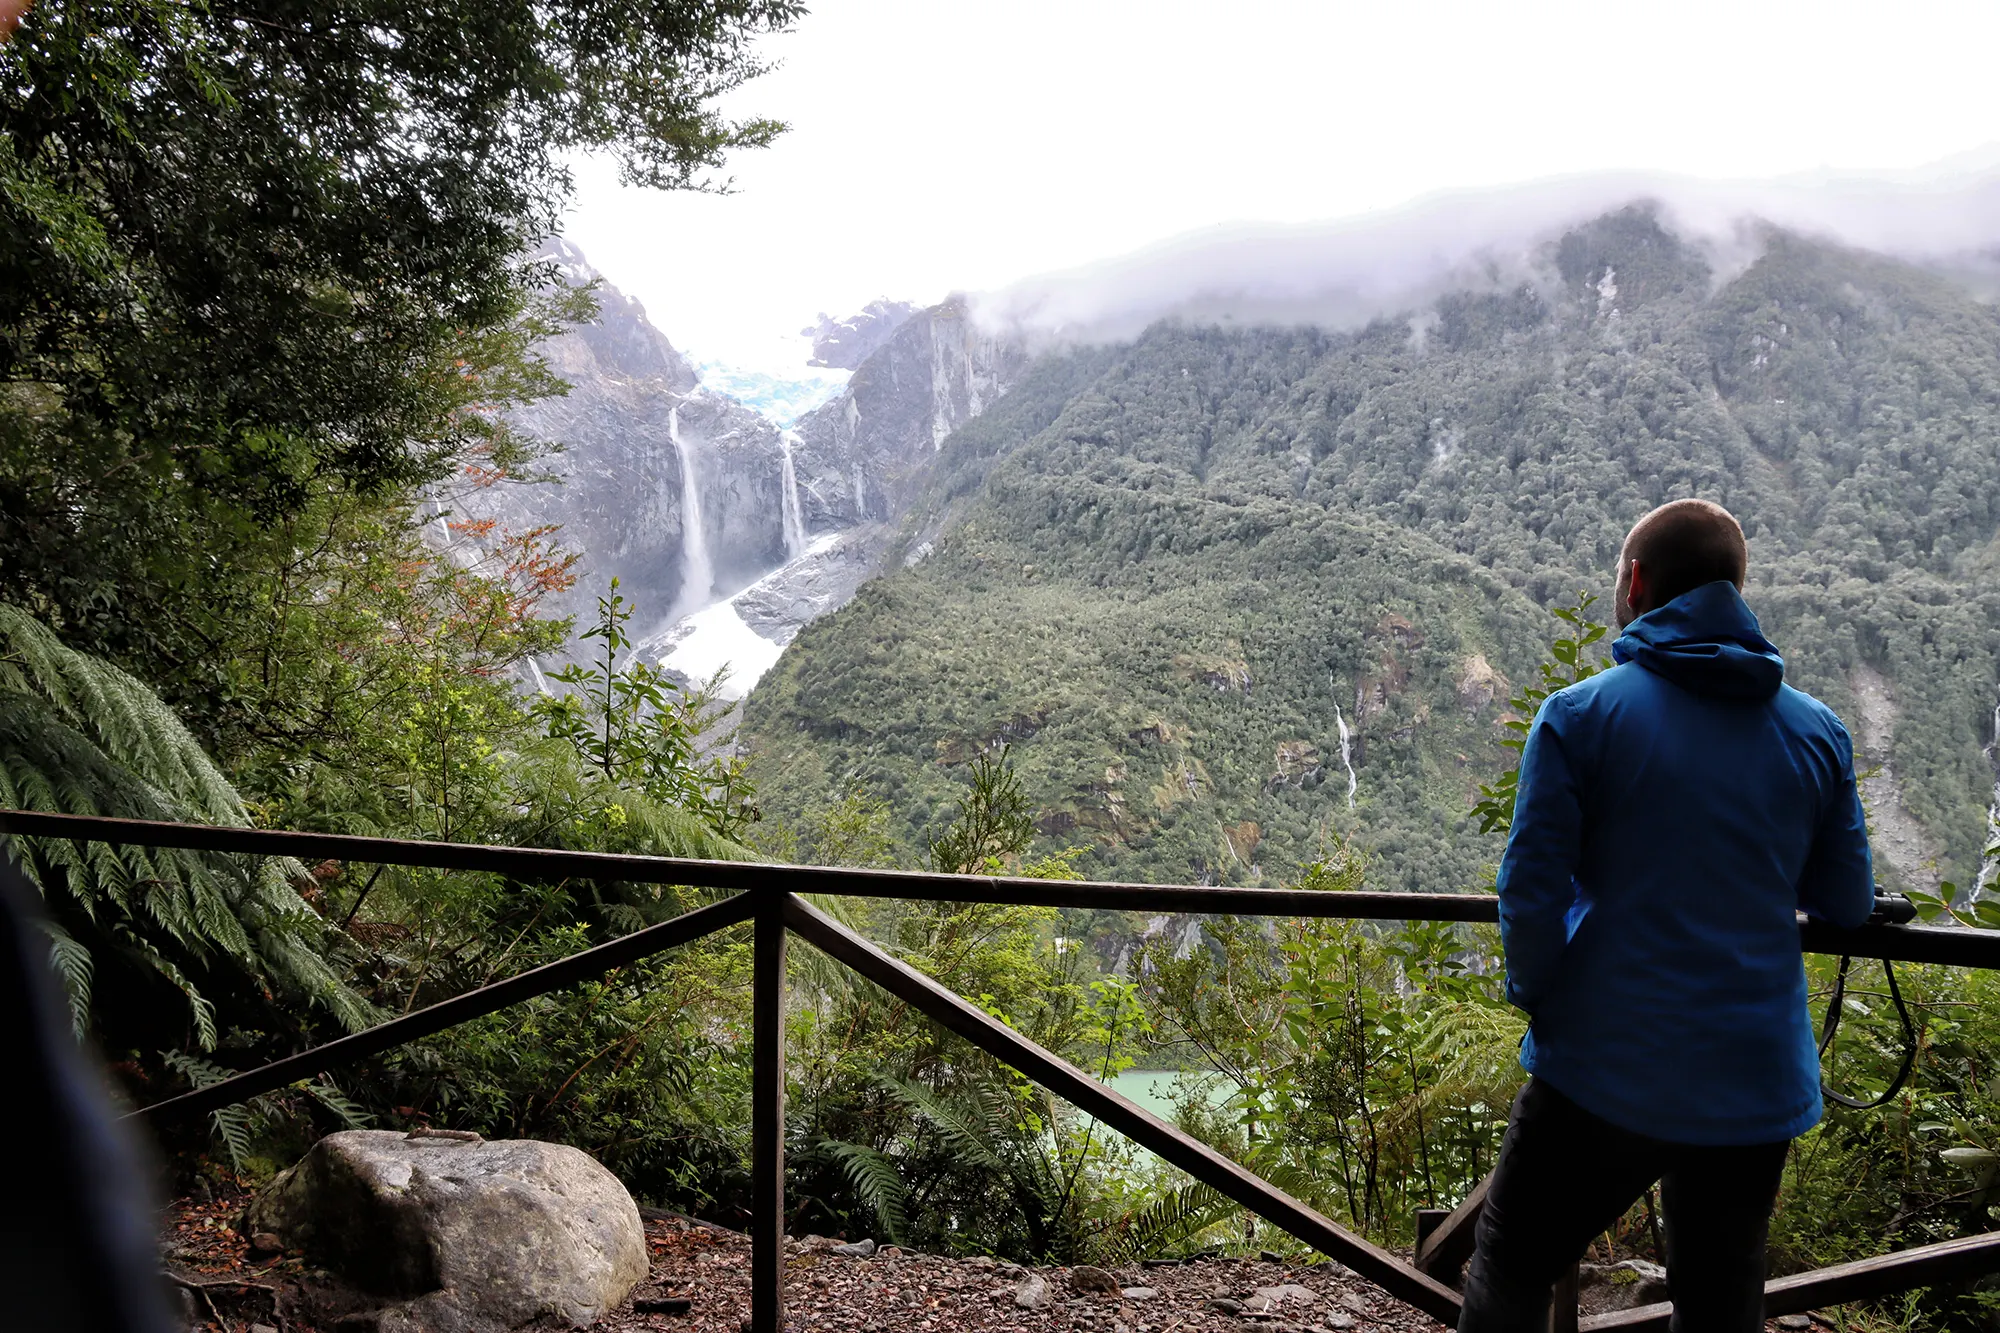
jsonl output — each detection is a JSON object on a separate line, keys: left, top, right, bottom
{"left": 1497, "top": 580, "right": 1875, "bottom": 1145}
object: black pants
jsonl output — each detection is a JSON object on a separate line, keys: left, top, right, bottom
{"left": 1458, "top": 1077, "right": 1789, "bottom": 1333}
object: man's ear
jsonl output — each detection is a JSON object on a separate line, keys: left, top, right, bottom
{"left": 1626, "top": 558, "right": 1648, "bottom": 614}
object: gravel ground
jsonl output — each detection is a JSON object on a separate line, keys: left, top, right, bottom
{"left": 163, "top": 1195, "right": 1831, "bottom": 1333}
{"left": 599, "top": 1217, "right": 1445, "bottom": 1333}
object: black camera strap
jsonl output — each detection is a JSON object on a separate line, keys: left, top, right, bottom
{"left": 1817, "top": 952, "right": 1917, "bottom": 1111}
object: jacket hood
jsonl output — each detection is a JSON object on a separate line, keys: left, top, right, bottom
{"left": 1611, "top": 581, "right": 1784, "bottom": 702}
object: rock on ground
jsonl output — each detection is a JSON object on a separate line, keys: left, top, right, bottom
{"left": 247, "top": 1130, "right": 647, "bottom": 1331}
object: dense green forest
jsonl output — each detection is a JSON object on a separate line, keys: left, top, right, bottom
{"left": 4, "top": 7, "right": 2000, "bottom": 1330}
{"left": 746, "top": 210, "right": 2000, "bottom": 899}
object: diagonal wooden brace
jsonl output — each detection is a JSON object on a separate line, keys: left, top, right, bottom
{"left": 783, "top": 894, "right": 1465, "bottom": 1326}
{"left": 1415, "top": 1172, "right": 1490, "bottom": 1284}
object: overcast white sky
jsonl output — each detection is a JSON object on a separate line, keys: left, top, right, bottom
{"left": 562, "top": 0, "right": 2000, "bottom": 376}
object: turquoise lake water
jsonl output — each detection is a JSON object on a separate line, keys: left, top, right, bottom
{"left": 1102, "top": 1069, "right": 1202, "bottom": 1115}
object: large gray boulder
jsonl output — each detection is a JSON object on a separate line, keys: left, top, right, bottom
{"left": 249, "top": 1130, "right": 647, "bottom": 1331}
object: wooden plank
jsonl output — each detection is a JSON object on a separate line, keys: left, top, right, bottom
{"left": 130, "top": 892, "right": 758, "bottom": 1125}
{"left": 1414, "top": 1172, "right": 1491, "bottom": 1283}
{"left": 0, "top": 809, "right": 1495, "bottom": 922}
{"left": 782, "top": 894, "right": 1466, "bottom": 1326}
{"left": 8, "top": 809, "right": 1996, "bottom": 964}
{"left": 0, "top": 807, "right": 766, "bottom": 887}
{"left": 1413, "top": 1209, "right": 1448, "bottom": 1253}
{"left": 751, "top": 894, "right": 788, "bottom": 1333}
{"left": 1579, "top": 1230, "right": 2000, "bottom": 1331}
{"left": 1550, "top": 1262, "right": 1579, "bottom": 1333}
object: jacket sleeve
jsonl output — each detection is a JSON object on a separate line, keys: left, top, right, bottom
{"left": 1496, "top": 692, "right": 1585, "bottom": 1013}
{"left": 1797, "top": 723, "right": 1874, "bottom": 929}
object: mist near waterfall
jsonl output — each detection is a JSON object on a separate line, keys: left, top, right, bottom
{"left": 971, "top": 156, "right": 2000, "bottom": 345}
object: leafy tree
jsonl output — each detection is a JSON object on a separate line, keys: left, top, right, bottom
{"left": 1470, "top": 593, "right": 1611, "bottom": 839}
{"left": 928, "top": 744, "right": 1036, "bottom": 874}
{"left": 0, "top": 0, "right": 798, "bottom": 724}
{"left": 535, "top": 578, "right": 757, "bottom": 840}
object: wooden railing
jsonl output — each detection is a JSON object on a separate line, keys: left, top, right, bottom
{"left": 4, "top": 808, "right": 1998, "bottom": 1331}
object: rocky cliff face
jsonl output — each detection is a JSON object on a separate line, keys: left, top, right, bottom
{"left": 467, "top": 239, "right": 793, "bottom": 640}
{"left": 787, "top": 297, "right": 1025, "bottom": 534}
{"left": 462, "top": 241, "right": 1025, "bottom": 691}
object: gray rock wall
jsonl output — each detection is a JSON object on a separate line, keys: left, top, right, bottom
{"left": 463, "top": 248, "right": 1025, "bottom": 670}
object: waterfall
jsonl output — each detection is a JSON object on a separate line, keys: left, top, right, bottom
{"left": 852, "top": 462, "right": 867, "bottom": 520}
{"left": 1333, "top": 704, "right": 1358, "bottom": 811}
{"left": 669, "top": 404, "right": 714, "bottom": 612}
{"left": 779, "top": 430, "right": 808, "bottom": 560}
{"left": 1981, "top": 702, "right": 2000, "bottom": 896}
{"left": 526, "top": 658, "right": 551, "bottom": 697}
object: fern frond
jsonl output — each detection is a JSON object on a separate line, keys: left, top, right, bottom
{"left": 878, "top": 1075, "right": 1014, "bottom": 1177}
{"left": 1416, "top": 1000, "right": 1529, "bottom": 1113}
{"left": 1104, "top": 1180, "right": 1235, "bottom": 1262}
{"left": 0, "top": 606, "right": 246, "bottom": 826}
{"left": 0, "top": 614, "right": 373, "bottom": 1043}
{"left": 37, "top": 917, "right": 93, "bottom": 1038}
{"left": 303, "top": 1078, "right": 374, "bottom": 1130}
{"left": 820, "top": 1141, "right": 909, "bottom": 1245}
{"left": 162, "top": 1051, "right": 255, "bottom": 1170}
{"left": 596, "top": 785, "right": 759, "bottom": 863}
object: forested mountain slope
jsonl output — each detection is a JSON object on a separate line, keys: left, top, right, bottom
{"left": 742, "top": 208, "right": 2000, "bottom": 894}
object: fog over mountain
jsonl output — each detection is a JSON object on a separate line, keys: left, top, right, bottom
{"left": 974, "top": 161, "right": 2000, "bottom": 345}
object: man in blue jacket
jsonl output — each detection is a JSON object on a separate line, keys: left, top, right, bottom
{"left": 1459, "top": 499, "right": 1875, "bottom": 1333}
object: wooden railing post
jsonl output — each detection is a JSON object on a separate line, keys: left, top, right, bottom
{"left": 752, "top": 890, "right": 787, "bottom": 1333}
{"left": 1549, "top": 1261, "right": 1579, "bottom": 1333}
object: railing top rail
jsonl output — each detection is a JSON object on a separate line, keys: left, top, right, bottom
{"left": 3, "top": 809, "right": 1996, "bottom": 967}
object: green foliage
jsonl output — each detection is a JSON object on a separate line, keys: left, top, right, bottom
{"left": 535, "top": 579, "right": 758, "bottom": 840}
{"left": 816, "top": 1141, "right": 910, "bottom": 1246}
{"left": 747, "top": 507, "right": 1544, "bottom": 895}
{"left": 1131, "top": 835, "right": 1516, "bottom": 1249}
{"left": 378, "top": 929, "right": 758, "bottom": 1213}
{"left": 0, "top": 605, "right": 372, "bottom": 1050}
{"left": 799, "top": 783, "right": 901, "bottom": 869}
{"left": 928, "top": 745, "right": 1037, "bottom": 874}
{"left": 1470, "top": 593, "right": 1611, "bottom": 838}
{"left": 1768, "top": 957, "right": 2000, "bottom": 1327}
{"left": 779, "top": 748, "right": 1141, "bottom": 1255}
{"left": 163, "top": 1050, "right": 371, "bottom": 1176}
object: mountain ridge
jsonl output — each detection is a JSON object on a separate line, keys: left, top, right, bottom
{"left": 740, "top": 207, "right": 2000, "bottom": 893}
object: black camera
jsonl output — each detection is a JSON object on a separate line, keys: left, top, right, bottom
{"left": 1868, "top": 893, "right": 1917, "bottom": 926}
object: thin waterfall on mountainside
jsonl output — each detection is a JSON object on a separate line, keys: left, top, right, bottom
{"left": 526, "top": 658, "right": 551, "bottom": 697}
{"left": 669, "top": 404, "right": 715, "bottom": 612}
{"left": 1333, "top": 704, "right": 1358, "bottom": 811}
{"left": 1981, "top": 701, "right": 2000, "bottom": 895}
{"left": 852, "top": 462, "right": 867, "bottom": 519}
{"left": 779, "top": 430, "right": 809, "bottom": 560}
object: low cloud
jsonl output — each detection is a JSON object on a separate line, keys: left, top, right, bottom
{"left": 971, "top": 152, "right": 2000, "bottom": 344}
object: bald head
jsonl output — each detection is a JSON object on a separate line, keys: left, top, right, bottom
{"left": 1614, "top": 499, "right": 1747, "bottom": 628}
